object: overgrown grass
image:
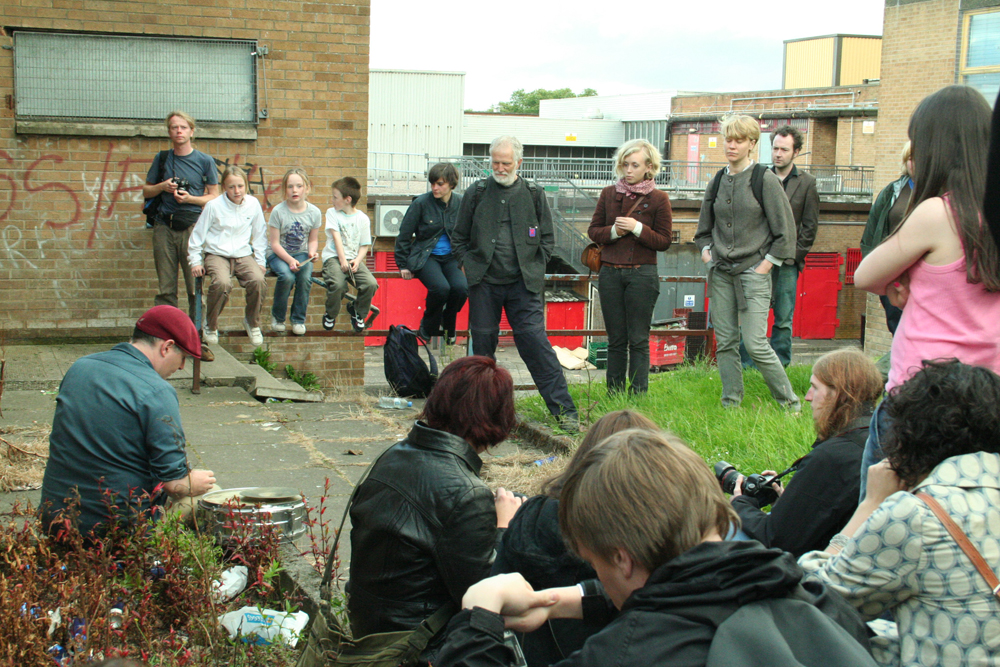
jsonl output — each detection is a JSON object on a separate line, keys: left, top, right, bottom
{"left": 518, "top": 360, "right": 817, "bottom": 475}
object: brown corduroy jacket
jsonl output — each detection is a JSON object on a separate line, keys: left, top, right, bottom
{"left": 587, "top": 186, "right": 673, "bottom": 265}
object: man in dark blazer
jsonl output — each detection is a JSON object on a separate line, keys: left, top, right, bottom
{"left": 742, "top": 125, "right": 819, "bottom": 367}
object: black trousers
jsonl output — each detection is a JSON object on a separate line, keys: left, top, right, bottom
{"left": 415, "top": 253, "right": 468, "bottom": 337}
{"left": 468, "top": 280, "right": 578, "bottom": 420}
{"left": 597, "top": 264, "right": 660, "bottom": 393}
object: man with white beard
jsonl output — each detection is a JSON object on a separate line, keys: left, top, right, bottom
{"left": 453, "top": 136, "right": 578, "bottom": 427}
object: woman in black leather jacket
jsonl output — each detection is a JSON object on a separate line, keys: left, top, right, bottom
{"left": 347, "top": 355, "right": 523, "bottom": 642}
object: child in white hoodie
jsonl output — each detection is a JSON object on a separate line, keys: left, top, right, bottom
{"left": 188, "top": 166, "right": 268, "bottom": 346}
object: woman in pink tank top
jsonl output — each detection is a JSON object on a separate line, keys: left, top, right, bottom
{"left": 852, "top": 85, "right": 1000, "bottom": 498}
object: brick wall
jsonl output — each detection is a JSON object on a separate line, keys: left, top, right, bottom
{"left": 835, "top": 117, "right": 878, "bottom": 166}
{"left": 0, "top": 0, "right": 371, "bottom": 386}
{"left": 808, "top": 119, "right": 839, "bottom": 166}
{"left": 863, "top": 0, "right": 962, "bottom": 355}
{"left": 669, "top": 85, "right": 879, "bottom": 170}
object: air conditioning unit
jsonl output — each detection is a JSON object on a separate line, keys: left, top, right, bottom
{"left": 375, "top": 202, "right": 409, "bottom": 237}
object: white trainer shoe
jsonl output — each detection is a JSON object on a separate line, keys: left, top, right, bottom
{"left": 291, "top": 323, "right": 306, "bottom": 336}
{"left": 204, "top": 329, "right": 219, "bottom": 345}
{"left": 244, "top": 319, "right": 264, "bottom": 346}
{"left": 270, "top": 317, "right": 286, "bottom": 332}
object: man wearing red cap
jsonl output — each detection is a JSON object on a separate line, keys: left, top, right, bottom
{"left": 40, "top": 305, "right": 217, "bottom": 536}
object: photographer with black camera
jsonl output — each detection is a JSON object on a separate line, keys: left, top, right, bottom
{"left": 142, "top": 111, "right": 219, "bottom": 359}
{"left": 723, "top": 348, "right": 883, "bottom": 557}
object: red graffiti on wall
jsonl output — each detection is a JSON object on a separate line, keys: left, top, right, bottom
{"left": 0, "top": 150, "right": 15, "bottom": 223}
{"left": 1, "top": 143, "right": 285, "bottom": 248}
{"left": 24, "top": 154, "right": 82, "bottom": 231}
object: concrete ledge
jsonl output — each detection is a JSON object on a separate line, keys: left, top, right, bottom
{"left": 513, "top": 418, "right": 576, "bottom": 454}
{"left": 16, "top": 120, "right": 257, "bottom": 141}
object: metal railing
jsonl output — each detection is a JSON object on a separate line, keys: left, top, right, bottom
{"left": 368, "top": 151, "right": 428, "bottom": 190}
{"left": 441, "top": 156, "right": 874, "bottom": 198}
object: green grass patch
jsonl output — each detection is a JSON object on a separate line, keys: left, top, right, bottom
{"left": 519, "top": 360, "right": 817, "bottom": 475}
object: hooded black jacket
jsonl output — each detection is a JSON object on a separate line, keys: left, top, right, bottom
{"left": 436, "top": 541, "right": 873, "bottom": 667}
{"left": 346, "top": 421, "right": 500, "bottom": 638}
{"left": 492, "top": 495, "right": 599, "bottom": 666}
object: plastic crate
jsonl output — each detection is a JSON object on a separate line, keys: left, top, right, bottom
{"left": 588, "top": 342, "right": 608, "bottom": 369}
{"left": 649, "top": 334, "right": 685, "bottom": 366}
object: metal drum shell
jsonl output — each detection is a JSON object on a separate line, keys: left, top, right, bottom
{"left": 198, "top": 487, "right": 307, "bottom": 544}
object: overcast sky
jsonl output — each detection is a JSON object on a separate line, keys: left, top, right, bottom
{"left": 370, "top": 0, "right": 886, "bottom": 110}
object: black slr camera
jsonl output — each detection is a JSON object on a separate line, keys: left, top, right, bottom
{"left": 714, "top": 461, "right": 780, "bottom": 506}
{"left": 171, "top": 177, "right": 192, "bottom": 191}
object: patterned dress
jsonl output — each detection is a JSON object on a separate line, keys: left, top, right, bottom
{"left": 799, "top": 452, "right": 1000, "bottom": 667}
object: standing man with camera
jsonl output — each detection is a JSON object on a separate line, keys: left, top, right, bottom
{"left": 143, "top": 111, "right": 220, "bottom": 359}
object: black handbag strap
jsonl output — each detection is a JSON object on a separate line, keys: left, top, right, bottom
{"left": 320, "top": 445, "right": 397, "bottom": 596}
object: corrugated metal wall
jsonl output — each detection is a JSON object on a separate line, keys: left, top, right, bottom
{"left": 784, "top": 37, "right": 836, "bottom": 89}
{"left": 840, "top": 37, "right": 882, "bottom": 85}
{"left": 368, "top": 70, "right": 465, "bottom": 158}
{"left": 623, "top": 120, "right": 669, "bottom": 154}
{"left": 463, "top": 114, "right": 624, "bottom": 148}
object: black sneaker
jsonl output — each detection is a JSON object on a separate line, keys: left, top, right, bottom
{"left": 350, "top": 313, "right": 366, "bottom": 333}
{"left": 323, "top": 313, "right": 336, "bottom": 331}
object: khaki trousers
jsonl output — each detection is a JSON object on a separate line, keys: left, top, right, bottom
{"left": 153, "top": 223, "right": 196, "bottom": 317}
{"left": 203, "top": 254, "right": 266, "bottom": 330}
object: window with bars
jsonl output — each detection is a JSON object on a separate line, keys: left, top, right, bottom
{"left": 13, "top": 30, "right": 258, "bottom": 125}
{"left": 961, "top": 9, "right": 1000, "bottom": 104}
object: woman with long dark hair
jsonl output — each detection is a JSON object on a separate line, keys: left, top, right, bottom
{"left": 854, "top": 85, "right": 1000, "bottom": 493}
{"left": 800, "top": 360, "right": 1000, "bottom": 667}
{"left": 588, "top": 140, "right": 673, "bottom": 394}
{"left": 346, "top": 356, "right": 522, "bottom": 657}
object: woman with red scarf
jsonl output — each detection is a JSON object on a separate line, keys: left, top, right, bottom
{"left": 588, "top": 140, "right": 673, "bottom": 394}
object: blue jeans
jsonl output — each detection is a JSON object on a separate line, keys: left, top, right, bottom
{"left": 858, "top": 401, "right": 892, "bottom": 501}
{"left": 740, "top": 263, "right": 798, "bottom": 368}
{"left": 268, "top": 252, "right": 314, "bottom": 325}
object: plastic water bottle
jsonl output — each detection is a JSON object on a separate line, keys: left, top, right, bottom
{"left": 378, "top": 397, "right": 412, "bottom": 409}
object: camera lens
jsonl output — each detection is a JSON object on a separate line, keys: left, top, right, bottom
{"left": 713, "top": 461, "right": 740, "bottom": 495}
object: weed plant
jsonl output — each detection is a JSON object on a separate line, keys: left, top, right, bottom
{"left": 519, "top": 360, "right": 817, "bottom": 476}
{"left": 285, "top": 365, "right": 321, "bottom": 393}
{"left": 252, "top": 347, "right": 277, "bottom": 373}
{"left": 0, "top": 492, "right": 301, "bottom": 666}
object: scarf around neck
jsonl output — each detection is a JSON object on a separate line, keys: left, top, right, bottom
{"left": 615, "top": 177, "right": 656, "bottom": 198}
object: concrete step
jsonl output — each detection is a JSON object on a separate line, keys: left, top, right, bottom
{"left": 244, "top": 362, "right": 324, "bottom": 402}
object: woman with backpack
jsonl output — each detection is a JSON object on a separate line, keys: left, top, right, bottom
{"left": 693, "top": 114, "right": 800, "bottom": 410}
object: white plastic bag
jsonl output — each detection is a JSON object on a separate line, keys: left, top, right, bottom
{"left": 212, "top": 566, "right": 249, "bottom": 602}
{"left": 218, "top": 606, "right": 309, "bottom": 647}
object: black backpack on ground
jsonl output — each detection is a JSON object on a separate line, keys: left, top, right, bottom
{"left": 384, "top": 325, "right": 438, "bottom": 398}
